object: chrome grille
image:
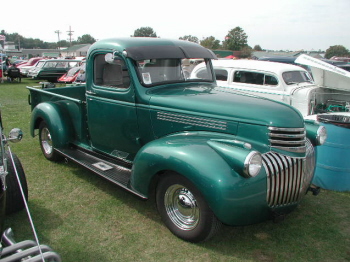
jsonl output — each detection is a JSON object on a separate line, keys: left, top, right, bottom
{"left": 268, "top": 127, "right": 306, "bottom": 153}
{"left": 263, "top": 139, "right": 315, "bottom": 208}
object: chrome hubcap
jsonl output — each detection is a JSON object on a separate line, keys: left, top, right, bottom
{"left": 41, "top": 127, "right": 53, "bottom": 155}
{"left": 164, "top": 184, "right": 199, "bottom": 230}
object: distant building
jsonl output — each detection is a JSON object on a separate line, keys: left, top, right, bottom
{"left": 252, "top": 51, "right": 325, "bottom": 60}
{"left": 4, "top": 41, "right": 16, "bottom": 50}
{"left": 1, "top": 42, "right": 91, "bottom": 59}
{"left": 60, "top": 44, "right": 91, "bottom": 58}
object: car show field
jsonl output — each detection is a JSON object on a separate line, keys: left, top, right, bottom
{"left": 0, "top": 78, "right": 348, "bottom": 261}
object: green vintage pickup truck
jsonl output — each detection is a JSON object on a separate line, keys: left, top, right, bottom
{"left": 27, "top": 37, "right": 326, "bottom": 242}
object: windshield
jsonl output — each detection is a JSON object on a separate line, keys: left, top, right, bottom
{"left": 67, "top": 66, "right": 80, "bottom": 76}
{"left": 36, "top": 61, "right": 46, "bottom": 68}
{"left": 136, "top": 58, "right": 213, "bottom": 86}
{"left": 282, "top": 71, "right": 313, "bottom": 85}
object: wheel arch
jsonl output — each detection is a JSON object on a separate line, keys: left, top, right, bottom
{"left": 130, "top": 132, "right": 268, "bottom": 223}
{"left": 131, "top": 134, "right": 232, "bottom": 196}
{"left": 30, "top": 102, "right": 74, "bottom": 148}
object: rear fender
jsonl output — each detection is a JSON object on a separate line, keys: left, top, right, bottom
{"left": 30, "top": 102, "right": 73, "bottom": 148}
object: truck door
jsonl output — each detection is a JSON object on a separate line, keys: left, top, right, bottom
{"left": 86, "top": 53, "right": 140, "bottom": 162}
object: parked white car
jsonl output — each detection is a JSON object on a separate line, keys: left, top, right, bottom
{"left": 191, "top": 57, "right": 350, "bottom": 117}
{"left": 23, "top": 60, "right": 46, "bottom": 77}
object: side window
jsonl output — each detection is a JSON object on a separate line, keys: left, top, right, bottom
{"left": 196, "top": 68, "right": 210, "bottom": 79}
{"left": 70, "top": 62, "right": 80, "bottom": 67}
{"left": 94, "top": 54, "right": 130, "bottom": 89}
{"left": 265, "top": 75, "right": 278, "bottom": 86}
{"left": 56, "top": 62, "right": 67, "bottom": 68}
{"left": 44, "top": 62, "right": 57, "bottom": 68}
{"left": 214, "top": 69, "right": 228, "bottom": 81}
{"left": 233, "top": 71, "right": 256, "bottom": 84}
{"left": 233, "top": 71, "right": 278, "bottom": 86}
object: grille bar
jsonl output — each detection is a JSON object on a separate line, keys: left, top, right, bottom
{"left": 263, "top": 140, "right": 315, "bottom": 208}
{"left": 268, "top": 126, "right": 306, "bottom": 153}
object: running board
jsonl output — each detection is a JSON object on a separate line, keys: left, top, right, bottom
{"left": 56, "top": 147, "right": 146, "bottom": 199}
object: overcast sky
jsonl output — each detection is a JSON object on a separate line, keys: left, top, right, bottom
{"left": 2, "top": 0, "right": 349, "bottom": 51}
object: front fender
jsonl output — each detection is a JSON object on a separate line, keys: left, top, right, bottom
{"left": 30, "top": 102, "right": 73, "bottom": 148}
{"left": 131, "top": 132, "right": 269, "bottom": 225}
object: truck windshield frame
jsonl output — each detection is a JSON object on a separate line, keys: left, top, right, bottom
{"left": 135, "top": 58, "right": 214, "bottom": 87}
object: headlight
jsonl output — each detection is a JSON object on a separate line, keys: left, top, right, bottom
{"left": 207, "top": 139, "right": 263, "bottom": 178}
{"left": 305, "top": 120, "right": 327, "bottom": 147}
{"left": 244, "top": 151, "right": 262, "bottom": 177}
{"left": 316, "top": 126, "right": 327, "bottom": 145}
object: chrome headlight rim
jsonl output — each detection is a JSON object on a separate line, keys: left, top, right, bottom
{"left": 244, "top": 151, "right": 262, "bottom": 178}
{"left": 316, "top": 126, "right": 327, "bottom": 145}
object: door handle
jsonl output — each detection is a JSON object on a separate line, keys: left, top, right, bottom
{"left": 86, "top": 90, "right": 96, "bottom": 95}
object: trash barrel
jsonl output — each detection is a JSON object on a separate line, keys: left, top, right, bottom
{"left": 312, "top": 113, "right": 350, "bottom": 191}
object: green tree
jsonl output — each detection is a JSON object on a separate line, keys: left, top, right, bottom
{"left": 22, "top": 38, "right": 46, "bottom": 49}
{"left": 240, "top": 46, "right": 253, "bottom": 58}
{"left": 200, "top": 36, "right": 221, "bottom": 49}
{"left": 77, "top": 34, "right": 96, "bottom": 44}
{"left": 222, "top": 27, "right": 248, "bottom": 51}
{"left": 253, "top": 45, "right": 262, "bottom": 51}
{"left": 132, "top": 27, "right": 157, "bottom": 37}
{"left": 179, "top": 35, "right": 199, "bottom": 43}
{"left": 325, "top": 45, "right": 350, "bottom": 59}
{"left": 58, "top": 40, "right": 69, "bottom": 48}
{"left": 0, "top": 29, "right": 99, "bottom": 49}
{"left": 0, "top": 31, "right": 23, "bottom": 49}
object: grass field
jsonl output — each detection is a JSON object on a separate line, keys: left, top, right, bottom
{"left": 1, "top": 78, "right": 349, "bottom": 262}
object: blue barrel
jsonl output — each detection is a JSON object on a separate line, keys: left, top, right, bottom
{"left": 312, "top": 116, "right": 350, "bottom": 191}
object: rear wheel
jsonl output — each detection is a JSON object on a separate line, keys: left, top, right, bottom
{"left": 156, "top": 172, "right": 221, "bottom": 242}
{"left": 39, "top": 121, "right": 63, "bottom": 161}
{"left": 5, "top": 152, "right": 28, "bottom": 215}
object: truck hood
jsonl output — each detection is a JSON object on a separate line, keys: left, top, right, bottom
{"left": 295, "top": 54, "right": 350, "bottom": 92}
{"left": 147, "top": 84, "right": 304, "bottom": 128}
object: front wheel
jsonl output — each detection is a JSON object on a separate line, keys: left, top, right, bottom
{"left": 156, "top": 173, "right": 221, "bottom": 242}
{"left": 5, "top": 152, "right": 28, "bottom": 215}
{"left": 39, "top": 121, "right": 63, "bottom": 161}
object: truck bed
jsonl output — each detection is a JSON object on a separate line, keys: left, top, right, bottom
{"left": 27, "top": 84, "right": 86, "bottom": 109}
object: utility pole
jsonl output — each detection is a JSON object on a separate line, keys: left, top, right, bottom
{"left": 67, "top": 26, "right": 74, "bottom": 46}
{"left": 17, "top": 36, "right": 21, "bottom": 50}
{"left": 55, "top": 30, "right": 61, "bottom": 50}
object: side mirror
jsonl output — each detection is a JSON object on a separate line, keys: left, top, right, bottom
{"left": 105, "top": 51, "right": 128, "bottom": 64}
{"left": 8, "top": 128, "right": 23, "bottom": 143}
{"left": 105, "top": 53, "right": 114, "bottom": 63}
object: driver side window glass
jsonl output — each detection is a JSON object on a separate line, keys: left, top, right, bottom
{"left": 94, "top": 54, "right": 130, "bottom": 88}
